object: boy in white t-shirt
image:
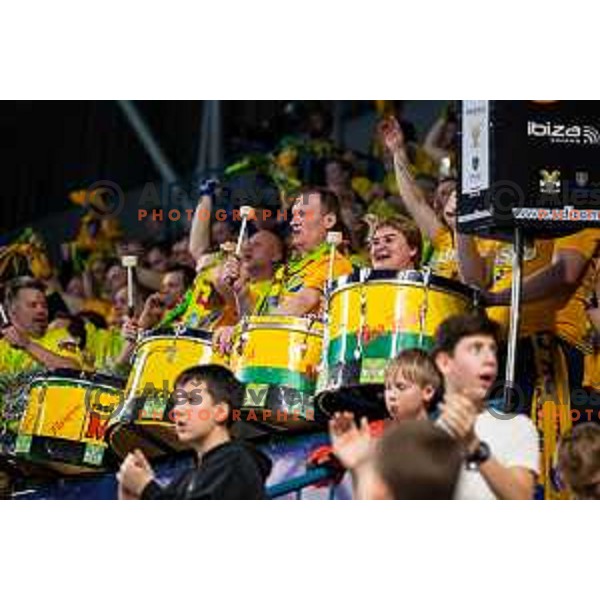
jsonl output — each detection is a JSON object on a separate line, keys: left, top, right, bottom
{"left": 434, "top": 313, "right": 540, "bottom": 500}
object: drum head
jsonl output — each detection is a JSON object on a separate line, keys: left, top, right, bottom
{"left": 330, "top": 268, "right": 478, "bottom": 301}
{"left": 315, "top": 385, "right": 390, "bottom": 423}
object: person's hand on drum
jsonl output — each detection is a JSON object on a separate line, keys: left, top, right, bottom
{"left": 117, "top": 449, "right": 155, "bottom": 499}
{"left": 2, "top": 325, "right": 30, "bottom": 350}
{"left": 329, "top": 412, "right": 373, "bottom": 471}
{"left": 379, "top": 116, "right": 405, "bottom": 155}
{"left": 213, "top": 325, "right": 235, "bottom": 355}
{"left": 139, "top": 293, "right": 165, "bottom": 330}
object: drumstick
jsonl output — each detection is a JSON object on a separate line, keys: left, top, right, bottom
{"left": 326, "top": 231, "right": 343, "bottom": 288}
{"left": 0, "top": 302, "right": 9, "bottom": 327}
{"left": 222, "top": 205, "right": 253, "bottom": 296}
{"left": 121, "top": 255, "right": 138, "bottom": 318}
{"left": 236, "top": 205, "right": 253, "bottom": 256}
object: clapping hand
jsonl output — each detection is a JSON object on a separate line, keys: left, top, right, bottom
{"left": 329, "top": 412, "right": 373, "bottom": 471}
{"left": 117, "top": 449, "right": 155, "bottom": 499}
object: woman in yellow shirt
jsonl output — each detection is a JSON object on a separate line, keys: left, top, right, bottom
{"left": 379, "top": 117, "right": 459, "bottom": 280}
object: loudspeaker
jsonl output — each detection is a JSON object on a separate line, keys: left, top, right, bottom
{"left": 457, "top": 100, "right": 600, "bottom": 239}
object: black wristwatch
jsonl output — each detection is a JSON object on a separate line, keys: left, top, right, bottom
{"left": 466, "top": 441, "right": 491, "bottom": 471}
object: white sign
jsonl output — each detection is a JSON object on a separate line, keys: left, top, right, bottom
{"left": 461, "top": 100, "right": 490, "bottom": 195}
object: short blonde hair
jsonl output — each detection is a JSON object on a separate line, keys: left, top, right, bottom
{"left": 370, "top": 216, "right": 423, "bottom": 267}
{"left": 384, "top": 348, "right": 442, "bottom": 391}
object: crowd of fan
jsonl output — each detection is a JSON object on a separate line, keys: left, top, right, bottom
{"left": 2, "top": 101, "right": 600, "bottom": 500}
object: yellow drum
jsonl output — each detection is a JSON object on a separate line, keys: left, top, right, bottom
{"left": 106, "top": 327, "right": 225, "bottom": 459}
{"left": 316, "top": 269, "right": 477, "bottom": 418}
{"left": 14, "top": 369, "right": 125, "bottom": 474}
{"left": 230, "top": 316, "right": 323, "bottom": 430}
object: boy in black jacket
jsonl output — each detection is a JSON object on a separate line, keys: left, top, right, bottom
{"left": 117, "top": 365, "right": 272, "bottom": 500}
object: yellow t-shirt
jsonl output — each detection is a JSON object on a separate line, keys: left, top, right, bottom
{"left": 483, "top": 230, "right": 600, "bottom": 347}
{"left": 84, "top": 324, "right": 126, "bottom": 373}
{"left": 0, "top": 327, "right": 82, "bottom": 377}
{"left": 0, "top": 328, "right": 82, "bottom": 438}
{"left": 177, "top": 253, "right": 235, "bottom": 331}
{"left": 245, "top": 279, "right": 272, "bottom": 315}
{"left": 257, "top": 244, "right": 353, "bottom": 317}
{"left": 479, "top": 238, "right": 555, "bottom": 336}
{"left": 583, "top": 353, "right": 600, "bottom": 390}
{"left": 582, "top": 257, "right": 600, "bottom": 390}
{"left": 554, "top": 229, "right": 600, "bottom": 351}
{"left": 429, "top": 226, "right": 458, "bottom": 279}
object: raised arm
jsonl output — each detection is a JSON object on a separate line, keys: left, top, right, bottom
{"left": 380, "top": 118, "right": 445, "bottom": 242}
{"left": 189, "top": 194, "right": 213, "bottom": 262}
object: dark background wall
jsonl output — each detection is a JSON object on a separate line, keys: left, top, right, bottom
{"left": 0, "top": 101, "right": 204, "bottom": 235}
{"left": 0, "top": 100, "right": 446, "bottom": 244}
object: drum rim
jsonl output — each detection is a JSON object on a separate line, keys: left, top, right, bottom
{"left": 132, "top": 332, "right": 214, "bottom": 366}
{"left": 240, "top": 315, "right": 324, "bottom": 326}
{"left": 141, "top": 327, "right": 213, "bottom": 341}
{"left": 329, "top": 270, "right": 477, "bottom": 302}
{"left": 28, "top": 368, "right": 125, "bottom": 389}
{"left": 135, "top": 334, "right": 213, "bottom": 351}
{"left": 314, "top": 383, "right": 388, "bottom": 421}
{"left": 28, "top": 374, "right": 125, "bottom": 394}
{"left": 235, "top": 322, "right": 324, "bottom": 337}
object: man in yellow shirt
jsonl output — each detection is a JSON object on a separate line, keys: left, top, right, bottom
{"left": 0, "top": 277, "right": 81, "bottom": 375}
{"left": 219, "top": 230, "right": 285, "bottom": 315}
{"left": 211, "top": 230, "right": 285, "bottom": 353}
{"left": 212, "top": 188, "right": 352, "bottom": 353}
{"left": 254, "top": 188, "right": 353, "bottom": 316}
{"left": 96, "top": 266, "right": 197, "bottom": 374}
{"left": 0, "top": 277, "right": 81, "bottom": 456}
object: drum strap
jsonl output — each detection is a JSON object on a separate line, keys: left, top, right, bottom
{"left": 160, "top": 289, "right": 193, "bottom": 327}
{"left": 161, "top": 253, "right": 224, "bottom": 327}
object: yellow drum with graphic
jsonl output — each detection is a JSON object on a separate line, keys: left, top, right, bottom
{"left": 106, "top": 327, "right": 225, "bottom": 459}
{"left": 230, "top": 316, "right": 323, "bottom": 430}
{"left": 316, "top": 269, "right": 477, "bottom": 418}
{"left": 15, "top": 369, "right": 125, "bottom": 474}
